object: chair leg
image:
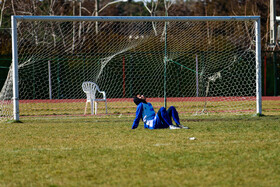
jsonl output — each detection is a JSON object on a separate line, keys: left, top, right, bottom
{"left": 84, "top": 102, "right": 88, "bottom": 115}
{"left": 105, "top": 100, "right": 108, "bottom": 114}
{"left": 90, "top": 100, "right": 94, "bottom": 115}
{"left": 94, "top": 102, "right": 98, "bottom": 115}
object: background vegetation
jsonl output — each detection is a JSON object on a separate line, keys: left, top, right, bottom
{"left": 0, "top": 0, "right": 279, "bottom": 95}
{"left": 0, "top": 0, "right": 279, "bottom": 54}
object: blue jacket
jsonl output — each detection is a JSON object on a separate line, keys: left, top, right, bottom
{"left": 132, "top": 102, "right": 163, "bottom": 129}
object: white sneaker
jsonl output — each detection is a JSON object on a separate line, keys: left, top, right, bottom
{"left": 169, "top": 125, "right": 181, "bottom": 129}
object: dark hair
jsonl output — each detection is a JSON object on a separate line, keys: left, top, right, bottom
{"left": 133, "top": 95, "right": 147, "bottom": 105}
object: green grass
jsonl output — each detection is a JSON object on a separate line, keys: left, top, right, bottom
{"left": 18, "top": 100, "right": 260, "bottom": 116}
{"left": 0, "top": 114, "right": 280, "bottom": 186}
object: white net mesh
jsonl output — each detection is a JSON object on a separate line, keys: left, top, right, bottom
{"left": 0, "top": 17, "right": 258, "bottom": 120}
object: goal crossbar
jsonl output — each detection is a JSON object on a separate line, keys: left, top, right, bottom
{"left": 13, "top": 16, "right": 260, "bottom": 22}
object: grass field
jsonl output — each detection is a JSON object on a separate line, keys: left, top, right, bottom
{"left": 0, "top": 101, "right": 280, "bottom": 186}
{"left": 18, "top": 97, "right": 259, "bottom": 116}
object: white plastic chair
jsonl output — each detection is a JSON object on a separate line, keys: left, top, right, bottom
{"left": 82, "top": 81, "right": 107, "bottom": 115}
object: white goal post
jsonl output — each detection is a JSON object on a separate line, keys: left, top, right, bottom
{"left": 3, "top": 16, "right": 262, "bottom": 121}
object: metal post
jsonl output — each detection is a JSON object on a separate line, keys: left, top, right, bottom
{"left": 164, "top": 12, "right": 168, "bottom": 108}
{"left": 164, "top": 35, "right": 167, "bottom": 108}
{"left": 270, "top": 0, "right": 276, "bottom": 44}
{"left": 122, "top": 56, "right": 125, "bottom": 98}
{"left": 11, "top": 16, "right": 19, "bottom": 121}
{"left": 129, "top": 54, "right": 133, "bottom": 98}
{"left": 48, "top": 60, "right": 52, "bottom": 99}
{"left": 196, "top": 54, "right": 199, "bottom": 97}
{"left": 32, "top": 56, "right": 35, "bottom": 99}
{"left": 255, "top": 18, "right": 262, "bottom": 115}
{"left": 57, "top": 59, "right": 61, "bottom": 99}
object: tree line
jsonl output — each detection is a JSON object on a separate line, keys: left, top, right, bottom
{"left": 0, "top": 0, "right": 279, "bottom": 55}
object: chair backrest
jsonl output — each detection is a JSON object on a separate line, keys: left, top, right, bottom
{"left": 82, "top": 82, "right": 100, "bottom": 100}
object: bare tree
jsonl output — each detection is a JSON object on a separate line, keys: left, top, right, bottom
{"left": 164, "top": 0, "right": 174, "bottom": 16}
{"left": 95, "top": 0, "right": 128, "bottom": 34}
{"left": 0, "top": 0, "right": 7, "bottom": 28}
{"left": 11, "top": 0, "right": 16, "bottom": 15}
{"left": 72, "top": 0, "right": 76, "bottom": 52}
{"left": 142, "top": 0, "right": 159, "bottom": 35}
{"left": 49, "top": 0, "right": 58, "bottom": 47}
{"left": 95, "top": 0, "right": 99, "bottom": 34}
{"left": 160, "top": 0, "right": 174, "bottom": 41}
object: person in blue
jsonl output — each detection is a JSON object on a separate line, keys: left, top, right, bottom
{"left": 131, "top": 94, "right": 189, "bottom": 130}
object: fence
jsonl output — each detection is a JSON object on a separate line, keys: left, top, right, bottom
{"left": 263, "top": 51, "right": 280, "bottom": 96}
{"left": 1, "top": 52, "right": 280, "bottom": 97}
{"left": 0, "top": 55, "right": 11, "bottom": 89}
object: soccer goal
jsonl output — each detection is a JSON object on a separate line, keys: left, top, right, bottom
{"left": 0, "top": 16, "right": 261, "bottom": 121}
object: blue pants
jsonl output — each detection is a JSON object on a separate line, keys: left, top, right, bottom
{"left": 155, "top": 106, "right": 180, "bottom": 129}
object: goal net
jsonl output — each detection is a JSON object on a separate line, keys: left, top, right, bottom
{"left": 0, "top": 16, "right": 261, "bottom": 121}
